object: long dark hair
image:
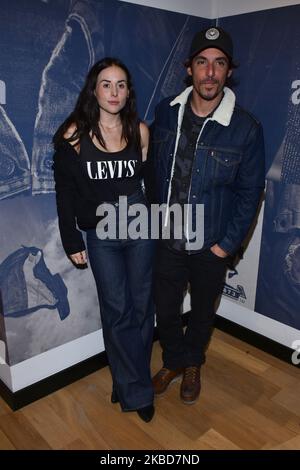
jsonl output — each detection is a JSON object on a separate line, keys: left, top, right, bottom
{"left": 53, "top": 57, "right": 140, "bottom": 150}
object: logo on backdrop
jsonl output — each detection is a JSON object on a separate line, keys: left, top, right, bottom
{"left": 291, "top": 79, "right": 300, "bottom": 105}
{"left": 222, "top": 267, "right": 247, "bottom": 303}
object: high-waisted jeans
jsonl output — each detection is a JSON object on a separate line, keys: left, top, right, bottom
{"left": 86, "top": 190, "right": 155, "bottom": 411}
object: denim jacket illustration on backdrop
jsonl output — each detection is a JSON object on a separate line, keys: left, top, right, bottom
{"left": 0, "top": 246, "right": 69, "bottom": 321}
{"left": 147, "top": 86, "right": 266, "bottom": 255}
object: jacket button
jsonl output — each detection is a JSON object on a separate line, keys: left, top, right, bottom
{"left": 196, "top": 169, "right": 200, "bottom": 173}
{"left": 166, "top": 178, "right": 169, "bottom": 182}
{"left": 192, "top": 195, "right": 196, "bottom": 199}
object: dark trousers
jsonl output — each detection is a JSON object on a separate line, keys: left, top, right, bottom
{"left": 154, "top": 243, "right": 228, "bottom": 369}
{"left": 86, "top": 191, "right": 155, "bottom": 411}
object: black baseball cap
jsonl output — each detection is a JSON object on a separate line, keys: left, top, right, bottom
{"left": 188, "top": 27, "right": 233, "bottom": 61}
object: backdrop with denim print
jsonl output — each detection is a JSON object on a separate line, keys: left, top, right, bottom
{"left": 0, "top": 0, "right": 209, "bottom": 366}
{"left": 220, "top": 4, "right": 300, "bottom": 330}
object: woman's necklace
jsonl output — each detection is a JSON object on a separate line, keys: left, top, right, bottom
{"left": 99, "top": 121, "right": 122, "bottom": 131}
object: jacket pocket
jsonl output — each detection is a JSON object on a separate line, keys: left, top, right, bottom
{"left": 209, "top": 148, "right": 242, "bottom": 185}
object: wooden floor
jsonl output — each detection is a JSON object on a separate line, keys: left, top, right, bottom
{"left": 0, "top": 329, "right": 299, "bottom": 450}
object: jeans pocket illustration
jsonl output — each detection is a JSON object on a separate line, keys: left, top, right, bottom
{"left": 0, "top": 105, "right": 30, "bottom": 200}
{"left": 31, "top": 0, "right": 104, "bottom": 195}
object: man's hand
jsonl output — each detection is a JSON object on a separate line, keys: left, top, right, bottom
{"left": 210, "top": 244, "right": 228, "bottom": 258}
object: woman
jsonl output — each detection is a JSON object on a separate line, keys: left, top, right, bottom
{"left": 53, "top": 58, "right": 155, "bottom": 422}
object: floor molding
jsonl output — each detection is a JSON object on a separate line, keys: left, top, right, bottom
{"left": 0, "top": 314, "right": 298, "bottom": 410}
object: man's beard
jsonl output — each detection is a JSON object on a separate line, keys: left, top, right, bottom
{"left": 196, "top": 80, "right": 222, "bottom": 101}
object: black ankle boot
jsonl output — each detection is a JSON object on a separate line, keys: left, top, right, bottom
{"left": 136, "top": 404, "right": 155, "bottom": 423}
{"left": 111, "top": 390, "right": 119, "bottom": 404}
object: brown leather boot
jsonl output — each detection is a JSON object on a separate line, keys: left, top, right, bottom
{"left": 152, "top": 367, "right": 183, "bottom": 395}
{"left": 180, "top": 366, "right": 201, "bottom": 405}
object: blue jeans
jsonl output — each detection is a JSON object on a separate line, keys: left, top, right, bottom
{"left": 86, "top": 190, "right": 155, "bottom": 411}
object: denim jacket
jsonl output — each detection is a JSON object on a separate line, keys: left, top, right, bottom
{"left": 148, "top": 86, "right": 265, "bottom": 255}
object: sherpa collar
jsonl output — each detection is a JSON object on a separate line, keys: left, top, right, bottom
{"left": 170, "top": 85, "right": 236, "bottom": 127}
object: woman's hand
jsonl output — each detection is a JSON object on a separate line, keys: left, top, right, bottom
{"left": 69, "top": 250, "right": 88, "bottom": 268}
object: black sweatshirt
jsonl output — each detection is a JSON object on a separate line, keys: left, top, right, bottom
{"left": 53, "top": 140, "right": 143, "bottom": 256}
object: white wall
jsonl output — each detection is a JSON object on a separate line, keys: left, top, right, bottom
{"left": 212, "top": 0, "right": 300, "bottom": 18}
{"left": 8, "top": 330, "right": 105, "bottom": 392}
{"left": 120, "top": 0, "right": 300, "bottom": 18}
{"left": 118, "top": 0, "right": 213, "bottom": 18}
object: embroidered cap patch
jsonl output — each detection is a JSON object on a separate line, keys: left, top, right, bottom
{"left": 205, "top": 28, "right": 220, "bottom": 41}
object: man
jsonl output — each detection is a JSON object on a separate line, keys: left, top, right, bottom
{"left": 149, "top": 27, "right": 265, "bottom": 405}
